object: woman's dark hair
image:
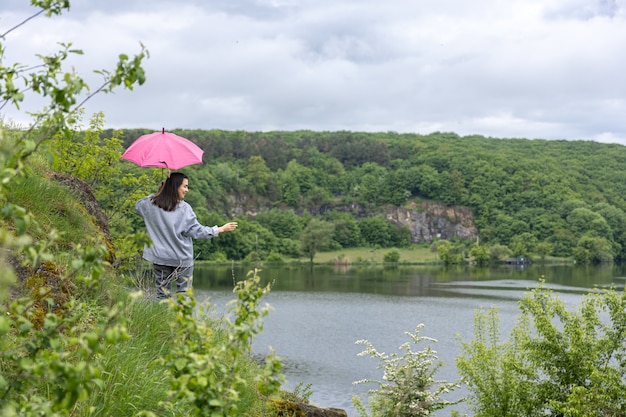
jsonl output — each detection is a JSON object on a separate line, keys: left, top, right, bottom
{"left": 151, "top": 172, "right": 188, "bottom": 211}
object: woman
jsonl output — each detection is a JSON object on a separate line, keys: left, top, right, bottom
{"left": 136, "top": 172, "right": 237, "bottom": 300}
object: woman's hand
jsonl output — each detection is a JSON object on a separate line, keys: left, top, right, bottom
{"left": 218, "top": 222, "right": 238, "bottom": 233}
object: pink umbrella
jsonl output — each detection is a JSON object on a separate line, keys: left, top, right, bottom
{"left": 121, "top": 128, "right": 204, "bottom": 170}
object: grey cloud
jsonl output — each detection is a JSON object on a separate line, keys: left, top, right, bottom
{"left": 545, "top": 0, "right": 620, "bottom": 20}
{"left": 2, "top": 0, "right": 626, "bottom": 145}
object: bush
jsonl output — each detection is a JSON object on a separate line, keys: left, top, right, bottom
{"left": 265, "top": 251, "right": 285, "bottom": 263}
{"left": 456, "top": 283, "right": 626, "bottom": 416}
{"left": 209, "top": 251, "right": 229, "bottom": 263}
{"left": 276, "top": 237, "right": 301, "bottom": 258}
{"left": 383, "top": 249, "right": 400, "bottom": 263}
{"left": 352, "top": 324, "right": 460, "bottom": 417}
{"left": 156, "top": 270, "right": 284, "bottom": 416}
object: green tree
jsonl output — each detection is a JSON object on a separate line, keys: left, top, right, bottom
{"left": 327, "top": 133, "right": 390, "bottom": 169}
{"left": 572, "top": 234, "right": 614, "bottom": 264}
{"left": 329, "top": 212, "right": 362, "bottom": 248}
{"left": 304, "top": 184, "right": 333, "bottom": 207}
{"left": 279, "top": 173, "right": 301, "bottom": 208}
{"left": 284, "top": 159, "right": 315, "bottom": 195}
{"left": 382, "top": 170, "right": 411, "bottom": 206}
{"left": 413, "top": 164, "right": 441, "bottom": 198}
{"left": 491, "top": 212, "right": 528, "bottom": 244}
{"left": 255, "top": 208, "right": 302, "bottom": 239}
{"left": 593, "top": 202, "right": 626, "bottom": 240}
{"left": 594, "top": 202, "right": 626, "bottom": 261}
{"left": 489, "top": 244, "right": 512, "bottom": 264}
{"left": 509, "top": 232, "right": 538, "bottom": 258}
{"left": 227, "top": 220, "right": 278, "bottom": 261}
{"left": 320, "top": 157, "right": 349, "bottom": 195}
{"left": 211, "top": 162, "right": 240, "bottom": 192}
{"left": 275, "top": 237, "right": 301, "bottom": 258}
{"left": 547, "top": 229, "right": 577, "bottom": 257}
{"left": 535, "top": 241, "right": 554, "bottom": 261}
{"left": 439, "top": 170, "right": 467, "bottom": 205}
{"left": 300, "top": 218, "right": 334, "bottom": 262}
{"left": 358, "top": 216, "right": 410, "bottom": 248}
{"left": 559, "top": 199, "right": 589, "bottom": 218}
{"left": 532, "top": 212, "right": 565, "bottom": 242}
{"left": 359, "top": 216, "right": 392, "bottom": 247}
{"left": 359, "top": 171, "right": 386, "bottom": 206}
{"left": 567, "top": 207, "right": 610, "bottom": 237}
{"left": 469, "top": 242, "right": 490, "bottom": 266}
{"left": 436, "top": 240, "right": 463, "bottom": 265}
{"left": 49, "top": 112, "right": 121, "bottom": 187}
{"left": 245, "top": 155, "right": 271, "bottom": 195}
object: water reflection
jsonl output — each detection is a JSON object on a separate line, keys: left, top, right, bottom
{"left": 193, "top": 263, "right": 626, "bottom": 417}
{"left": 194, "top": 263, "right": 624, "bottom": 297}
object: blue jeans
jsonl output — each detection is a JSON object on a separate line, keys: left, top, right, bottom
{"left": 153, "top": 264, "right": 194, "bottom": 300}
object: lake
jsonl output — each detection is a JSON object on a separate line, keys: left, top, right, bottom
{"left": 192, "top": 263, "right": 626, "bottom": 416}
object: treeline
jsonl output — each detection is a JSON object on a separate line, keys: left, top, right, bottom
{"left": 99, "top": 128, "right": 626, "bottom": 264}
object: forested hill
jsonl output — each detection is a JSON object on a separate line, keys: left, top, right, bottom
{"left": 109, "top": 129, "right": 626, "bottom": 263}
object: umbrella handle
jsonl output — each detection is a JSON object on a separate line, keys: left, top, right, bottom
{"left": 158, "top": 161, "right": 171, "bottom": 179}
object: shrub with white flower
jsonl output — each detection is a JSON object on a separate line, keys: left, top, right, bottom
{"left": 352, "top": 324, "right": 461, "bottom": 417}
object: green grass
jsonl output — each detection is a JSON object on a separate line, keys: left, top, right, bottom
{"left": 76, "top": 282, "right": 275, "bottom": 416}
{"left": 82, "top": 291, "right": 177, "bottom": 416}
{"left": 313, "top": 245, "right": 440, "bottom": 265}
{"left": 5, "top": 173, "right": 104, "bottom": 250}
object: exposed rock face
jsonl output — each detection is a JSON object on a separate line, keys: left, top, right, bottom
{"left": 385, "top": 201, "right": 479, "bottom": 243}
{"left": 227, "top": 195, "right": 479, "bottom": 244}
{"left": 228, "top": 193, "right": 267, "bottom": 217}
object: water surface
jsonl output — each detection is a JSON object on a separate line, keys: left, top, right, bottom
{"left": 193, "top": 264, "right": 625, "bottom": 416}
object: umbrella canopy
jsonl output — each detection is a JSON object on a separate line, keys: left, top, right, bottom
{"left": 121, "top": 128, "right": 204, "bottom": 170}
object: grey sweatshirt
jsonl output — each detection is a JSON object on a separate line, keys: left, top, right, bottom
{"left": 136, "top": 195, "right": 219, "bottom": 267}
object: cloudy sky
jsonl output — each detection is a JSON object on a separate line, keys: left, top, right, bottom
{"left": 2, "top": 0, "right": 626, "bottom": 143}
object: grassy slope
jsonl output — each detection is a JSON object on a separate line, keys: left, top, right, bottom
{"left": 4, "top": 160, "right": 273, "bottom": 416}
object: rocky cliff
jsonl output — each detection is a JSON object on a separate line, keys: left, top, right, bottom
{"left": 384, "top": 201, "right": 479, "bottom": 243}
{"left": 228, "top": 194, "right": 479, "bottom": 244}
